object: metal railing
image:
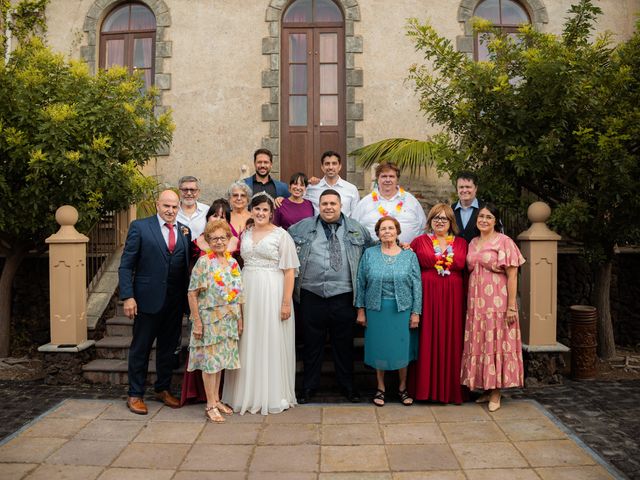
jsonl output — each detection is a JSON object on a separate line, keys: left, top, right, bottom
{"left": 86, "top": 209, "right": 132, "bottom": 293}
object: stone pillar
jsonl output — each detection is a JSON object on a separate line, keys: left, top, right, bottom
{"left": 517, "top": 202, "right": 568, "bottom": 385}
{"left": 41, "top": 206, "right": 91, "bottom": 348}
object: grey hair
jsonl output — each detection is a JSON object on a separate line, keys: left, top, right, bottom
{"left": 227, "top": 180, "right": 252, "bottom": 199}
{"left": 178, "top": 175, "right": 199, "bottom": 188}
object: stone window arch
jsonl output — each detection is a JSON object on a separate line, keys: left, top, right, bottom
{"left": 456, "top": 0, "right": 548, "bottom": 56}
{"left": 81, "top": 0, "right": 172, "bottom": 154}
{"left": 261, "top": 0, "right": 364, "bottom": 187}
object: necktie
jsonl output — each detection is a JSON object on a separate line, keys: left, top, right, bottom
{"left": 166, "top": 223, "right": 176, "bottom": 253}
{"left": 329, "top": 224, "right": 342, "bottom": 271}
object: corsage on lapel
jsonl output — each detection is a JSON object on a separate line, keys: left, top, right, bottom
{"left": 180, "top": 226, "right": 189, "bottom": 236}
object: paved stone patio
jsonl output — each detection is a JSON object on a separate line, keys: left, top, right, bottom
{"left": 0, "top": 398, "right": 623, "bottom": 479}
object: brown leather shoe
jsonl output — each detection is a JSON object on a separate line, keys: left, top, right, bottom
{"left": 127, "top": 397, "right": 148, "bottom": 415}
{"left": 155, "top": 390, "right": 180, "bottom": 408}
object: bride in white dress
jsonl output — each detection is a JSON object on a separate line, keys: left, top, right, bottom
{"left": 222, "top": 192, "right": 300, "bottom": 414}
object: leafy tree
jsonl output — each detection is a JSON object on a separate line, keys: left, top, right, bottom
{"left": 0, "top": 4, "right": 174, "bottom": 356}
{"left": 351, "top": 0, "right": 640, "bottom": 359}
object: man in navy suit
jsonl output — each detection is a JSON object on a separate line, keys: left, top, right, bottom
{"left": 119, "top": 190, "right": 191, "bottom": 414}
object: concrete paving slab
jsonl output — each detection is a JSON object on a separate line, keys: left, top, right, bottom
{"left": 321, "top": 445, "right": 388, "bottom": 472}
{"left": 497, "top": 416, "right": 567, "bottom": 441}
{"left": 111, "top": 442, "right": 190, "bottom": 469}
{"left": 450, "top": 441, "right": 528, "bottom": 469}
{"left": 386, "top": 444, "right": 459, "bottom": 471}
{"left": 322, "top": 423, "right": 382, "bottom": 445}
{"left": 464, "top": 468, "right": 541, "bottom": 480}
{"left": 180, "top": 444, "right": 252, "bottom": 471}
{"left": 321, "top": 474, "right": 392, "bottom": 480}
{"left": 250, "top": 473, "right": 318, "bottom": 480}
{"left": 198, "top": 422, "right": 262, "bottom": 444}
{"left": 488, "top": 400, "right": 547, "bottom": 420}
{"left": 515, "top": 439, "right": 598, "bottom": 467}
{"left": 48, "top": 400, "right": 110, "bottom": 420}
{"left": 0, "top": 463, "right": 37, "bottom": 480}
{"left": 250, "top": 445, "right": 320, "bottom": 472}
{"left": 266, "top": 406, "right": 322, "bottom": 423}
{"left": 45, "top": 439, "right": 127, "bottom": 466}
{"left": 536, "top": 465, "right": 616, "bottom": 479}
{"left": 323, "top": 406, "right": 378, "bottom": 424}
{"left": 0, "top": 436, "right": 67, "bottom": 463}
{"left": 376, "top": 404, "right": 435, "bottom": 424}
{"left": 148, "top": 404, "right": 202, "bottom": 422}
{"left": 96, "top": 467, "right": 175, "bottom": 480}
{"left": 392, "top": 472, "right": 465, "bottom": 480}
{"left": 132, "top": 421, "right": 204, "bottom": 444}
{"left": 440, "top": 420, "right": 508, "bottom": 443}
{"left": 21, "top": 418, "right": 90, "bottom": 438}
{"left": 174, "top": 473, "right": 246, "bottom": 480}
{"left": 98, "top": 401, "right": 162, "bottom": 420}
{"left": 382, "top": 423, "right": 446, "bottom": 444}
{"left": 74, "top": 419, "right": 144, "bottom": 442}
{"left": 431, "top": 403, "right": 491, "bottom": 423}
{"left": 260, "top": 423, "right": 320, "bottom": 445}
{"left": 26, "top": 464, "right": 103, "bottom": 479}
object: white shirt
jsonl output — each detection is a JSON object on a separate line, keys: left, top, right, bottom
{"left": 351, "top": 188, "right": 427, "bottom": 244}
{"left": 177, "top": 201, "right": 208, "bottom": 239}
{"left": 304, "top": 176, "right": 360, "bottom": 217}
{"left": 156, "top": 214, "right": 176, "bottom": 248}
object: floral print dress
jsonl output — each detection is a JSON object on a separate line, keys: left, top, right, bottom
{"left": 187, "top": 252, "right": 243, "bottom": 374}
{"left": 460, "top": 233, "right": 526, "bottom": 390}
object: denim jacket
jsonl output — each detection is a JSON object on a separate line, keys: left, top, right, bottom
{"left": 288, "top": 214, "right": 373, "bottom": 304}
{"left": 355, "top": 245, "right": 422, "bottom": 314}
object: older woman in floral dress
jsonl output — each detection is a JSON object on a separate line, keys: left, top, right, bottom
{"left": 187, "top": 219, "right": 243, "bottom": 423}
{"left": 460, "top": 203, "right": 525, "bottom": 412}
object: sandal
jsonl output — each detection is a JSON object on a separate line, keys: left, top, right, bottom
{"left": 205, "top": 405, "right": 225, "bottom": 423}
{"left": 398, "top": 389, "right": 413, "bottom": 406}
{"left": 475, "top": 393, "right": 490, "bottom": 404}
{"left": 216, "top": 402, "right": 234, "bottom": 416}
{"left": 372, "top": 389, "right": 385, "bottom": 407}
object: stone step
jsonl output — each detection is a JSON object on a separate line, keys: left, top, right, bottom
{"left": 106, "top": 316, "right": 190, "bottom": 337}
{"left": 95, "top": 336, "right": 190, "bottom": 360}
{"left": 82, "top": 359, "right": 184, "bottom": 386}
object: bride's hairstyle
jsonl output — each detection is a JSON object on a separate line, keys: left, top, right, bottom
{"left": 245, "top": 192, "right": 275, "bottom": 229}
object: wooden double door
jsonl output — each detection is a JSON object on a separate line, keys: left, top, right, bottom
{"left": 281, "top": 26, "right": 346, "bottom": 182}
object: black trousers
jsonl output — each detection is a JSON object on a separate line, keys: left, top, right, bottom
{"left": 300, "top": 289, "right": 355, "bottom": 391}
{"left": 127, "top": 290, "right": 183, "bottom": 397}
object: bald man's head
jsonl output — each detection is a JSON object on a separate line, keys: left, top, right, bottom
{"left": 156, "top": 189, "right": 179, "bottom": 223}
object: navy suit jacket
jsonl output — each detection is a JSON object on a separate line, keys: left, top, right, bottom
{"left": 118, "top": 215, "right": 191, "bottom": 314}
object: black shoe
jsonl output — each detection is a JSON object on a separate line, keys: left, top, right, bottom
{"left": 342, "top": 388, "right": 361, "bottom": 403}
{"left": 298, "top": 389, "right": 315, "bottom": 404}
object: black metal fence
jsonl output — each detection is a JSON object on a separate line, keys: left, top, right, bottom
{"left": 86, "top": 211, "right": 123, "bottom": 293}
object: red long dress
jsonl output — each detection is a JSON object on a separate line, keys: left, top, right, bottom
{"left": 408, "top": 235, "right": 467, "bottom": 404}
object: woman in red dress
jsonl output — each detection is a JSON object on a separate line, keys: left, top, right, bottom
{"left": 409, "top": 203, "right": 467, "bottom": 404}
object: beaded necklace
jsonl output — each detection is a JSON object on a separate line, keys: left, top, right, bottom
{"left": 431, "top": 234, "right": 454, "bottom": 276}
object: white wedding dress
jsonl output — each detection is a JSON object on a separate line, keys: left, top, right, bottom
{"left": 222, "top": 226, "right": 300, "bottom": 415}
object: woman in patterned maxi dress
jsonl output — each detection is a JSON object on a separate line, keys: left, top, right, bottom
{"left": 460, "top": 204, "right": 525, "bottom": 412}
{"left": 187, "top": 219, "right": 243, "bottom": 423}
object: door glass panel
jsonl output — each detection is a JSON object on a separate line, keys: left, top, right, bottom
{"left": 501, "top": 0, "right": 529, "bottom": 24}
{"left": 289, "top": 34, "right": 307, "bottom": 63}
{"left": 290, "top": 96, "right": 308, "bottom": 126}
{"left": 133, "top": 38, "right": 152, "bottom": 68}
{"left": 474, "top": 0, "right": 500, "bottom": 23}
{"left": 105, "top": 39, "right": 125, "bottom": 68}
{"left": 283, "top": 0, "right": 312, "bottom": 22}
{"left": 289, "top": 65, "right": 308, "bottom": 94}
{"left": 320, "top": 64, "right": 337, "bottom": 94}
{"left": 315, "top": 0, "right": 343, "bottom": 22}
{"left": 320, "top": 96, "right": 338, "bottom": 125}
{"left": 130, "top": 4, "right": 156, "bottom": 29}
{"left": 319, "top": 33, "right": 337, "bottom": 62}
{"left": 102, "top": 5, "right": 130, "bottom": 32}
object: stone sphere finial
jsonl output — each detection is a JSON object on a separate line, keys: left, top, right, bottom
{"left": 55, "top": 205, "right": 79, "bottom": 226}
{"left": 527, "top": 201, "right": 551, "bottom": 224}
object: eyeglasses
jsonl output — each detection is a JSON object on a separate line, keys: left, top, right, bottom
{"left": 231, "top": 193, "right": 247, "bottom": 198}
{"left": 432, "top": 216, "right": 450, "bottom": 223}
{"left": 180, "top": 188, "right": 199, "bottom": 194}
{"left": 208, "top": 236, "right": 228, "bottom": 243}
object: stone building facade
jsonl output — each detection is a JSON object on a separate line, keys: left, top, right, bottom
{"left": 43, "top": 0, "right": 640, "bottom": 203}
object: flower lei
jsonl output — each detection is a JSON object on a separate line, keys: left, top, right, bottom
{"left": 431, "top": 234, "right": 454, "bottom": 276}
{"left": 371, "top": 187, "right": 405, "bottom": 217}
{"left": 207, "top": 250, "right": 241, "bottom": 302}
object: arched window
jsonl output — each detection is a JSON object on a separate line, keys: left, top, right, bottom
{"left": 473, "top": 0, "right": 530, "bottom": 60}
{"left": 281, "top": 0, "right": 345, "bottom": 182}
{"left": 99, "top": 2, "right": 156, "bottom": 90}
